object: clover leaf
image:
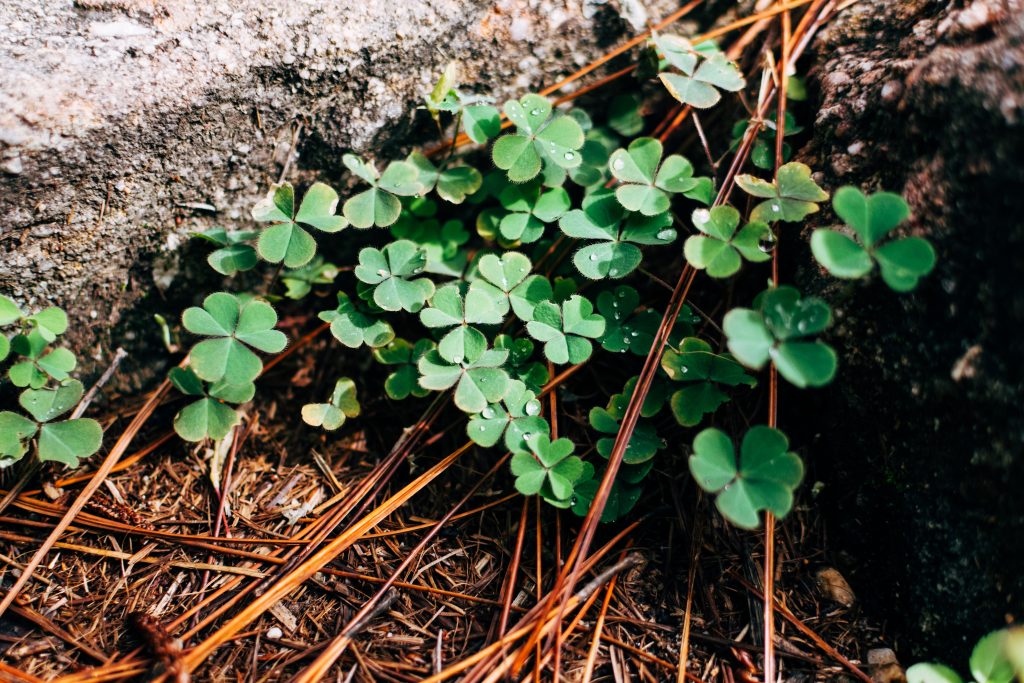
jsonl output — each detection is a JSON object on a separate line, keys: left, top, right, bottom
{"left": 589, "top": 400, "right": 664, "bottom": 465}
{"left": 684, "top": 205, "right": 772, "bottom": 278}
{"left": 659, "top": 50, "right": 746, "bottom": 109}
{"left": 193, "top": 227, "right": 259, "bottom": 276}
{"left": 492, "top": 94, "right": 584, "bottom": 183}
{"left": 281, "top": 256, "right": 339, "bottom": 300}
{"left": 735, "top": 162, "right": 828, "bottom": 223}
{"left": 723, "top": 286, "right": 837, "bottom": 388}
{"left": 0, "top": 411, "right": 36, "bottom": 462}
{"left": 689, "top": 426, "right": 804, "bottom": 529}
{"left": 471, "top": 252, "right": 533, "bottom": 313}
{"left": 420, "top": 283, "right": 507, "bottom": 363}
{"left": 497, "top": 183, "right": 570, "bottom": 244}
{"left": 662, "top": 337, "right": 755, "bottom": 426}
{"left": 169, "top": 367, "right": 245, "bottom": 442}
{"left": 342, "top": 154, "right": 424, "bottom": 228}
{"left": 493, "top": 334, "right": 549, "bottom": 391}
{"left": 8, "top": 333, "right": 77, "bottom": 388}
{"left": 392, "top": 214, "right": 470, "bottom": 277}
{"left": 252, "top": 182, "right": 347, "bottom": 267}
{"left": 570, "top": 472, "right": 642, "bottom": 522}
{"left": 526, "top": 295, "right": 606, "bottom": 364}
{"left": 182, "top": 292, "right": 287, "bottom": 384}
{"left": 373, "top": 338, "right": 435, "bottom": 400}
{"left": 608, "top": 93, "right": 644, "bottom": 136}
{"left": 0, "top": 294, "right": 22, "bottom": 326}
{"left": 595, "top": 285, "right": 660, "bottom": 355}
{"left": 811, "top": 187, "right": 936, "bottom": 291}
{"left": 568, "top": 126, "right": 616, "bottom": 188}
{"left": 467, "top": 379, "right": 549, "bottom": 451}
{"left": 510, "top": 434, "right": 587, "bottom": 503}
{"left": 609, "top": 138, "right": 709, "bottom": 215}
{"left": 2, "top": 380, "right": 104, "bottom": 467}
{"left": 302, "top": 378, "right": 360, "bottom": 431}
{"left": 559, "top": 188, "right": 676, "bottom": 279}
{"left": 907, "top": 629, "right": 1016, "bottom": 683}
{"left": 421, "top": 65, "right": 501, "bottom": 143}
{"left": 354, "top": 240, "right": 435, "bottom": 312}
{"left": 417, "top": 343, "right": 510, "bottom": 413}
{"left": 319, "top": 293, "right": 395, "bottom": 349}
{"left": 406, "top": 152, "right": 483, "bottom": 205}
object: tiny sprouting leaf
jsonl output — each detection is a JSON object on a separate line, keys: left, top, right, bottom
{"left": 420, "top": 283, "right": 505, "bottom": 363}
{"left": 526, "top": 295, "right": 606, "bottom": 364}
{"left": 492, "top": 94, "right": 584, "bottom": 183}
{"left": 608, "top": 93, "right": 643, "bottom": 136}
{"left": 37, "top": 419, "right": 103, "bottom": 467}
{"left": 27, "top": 307, "right": 68, "bottom": 343}
{"left": 168, "top": 366, "right": 205, "bottom": 396}
{"left": 684, "top": 205, "right": 772, "bottom": 278}
{"left": 735, "top": 162, "right": 828, "bottom": 223}
{"left": 302, "top": 378, "right": 360, "bottom": 431}
{"left": 174, "top": 397, "right": 240, "bottom": 442}
{"left": 463, "top": 104, "right": 502, "bottom": 144}
{"left": 354, "top": 240, "right": 435, "bottom": 312}
{"left": 497, "top": 183, "right": 571, "bottom": 244}
{"left": 182, "top": 292, "right": 287, "bottom": 384}
{"left": 467, "top": 379, "right": 549, "bottom": 451}
{"left": 723, "top": 286, "right": 837, "bottom": 388}
{"left": 689, "top": 426, "right": 804, "bottom": 529}
{"left": 18, "top": 379, "right": 84, "bottom": 422}
{"left": 659, "top": 53, "right": 746, "bottom": 109}
{"left": 609, "top": 138, "right": 706, "bottom": 215}
{"left": 0, "top": 294, "right": 22, "bottom": 326}
{"left": 342, "top": 154, "right": 424, "bottom": 228}
{"left": 494, "top": 335, "right": 549, "bottom": 391}
{"left": 417, "top": 343, "right": 510, "bottom": 413}
{"left": 812, "top": 187, "right": 936, "bottom": 291}
{"left": 423, "top": 60, "right": 460, "bottom": 119}
{"left": 510, "top": 434, "right": 587, "bottom": 503}
{"left": 0, "top": 411, "right": 37, "bottom": 460}
{"left": 559, "top": 189, "right": 676, "bottom": 280}
{"left": 595, "top": 285, "right": 661, "bottom": 355}
{"left": 319, "top": 293, "right": 395, "bottom": 349}
{"left": 252, "top": 182, "right": 347, "bottom": 267}
{"left": 280, "top": 256, "right": 338, "bottom": 300}
{"left": 406, "top": 151, "right": 483, "bottom": 204}
{"left": 374, "top": 338, "right": 436, "bottom": 400}
{"left": 970, "top": 630, "right": 1016, "bottom": 683}
{"left": 662, "top": 337, "right": 755, "bottom": 427}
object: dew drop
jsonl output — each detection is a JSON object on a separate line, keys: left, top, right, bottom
{"left": 570, "top": 495, "right": 578, "bottom": 507}
{"left": 693, "top": 208, "right": 711, "bottom": 224}
{"left": 609, "top": 268, "right": 618, "bottom": 276}
{"left": 617, "top": 290, "right": 627, "bottom": 298}
{"left": 612, "top": 158, "right": 625, "bottom": 171}
{"left": 589, "top": 253, "right": 598, "bottom": 261}
{"left": 681, "top": 366, "right": 689, "bottom": 374}
{"left": 377, "top": 268, "right": 388, "bottom": 277}
{"left": 758, "top": 229, "right": 777, "bottom": 254}
{"left": 622, "top": 337, "right": 630, "bottom": 344}
{"left": 771, "top": 203, "right": 781, "bottom": 212}
{"left": 563, "top": 151, "right": 575, "bottom": 161}
{"left": 453, "top": 355, "right": 463, "bottom": 364}
{"left": 525, "top": 400, "right": 541, "bottom": 416}
{"left": 656, "top": 229, "right": 675, "bottom": 241}
{"left": 530, "top": 108, "right": 543, "bottom": 117}
{"left": 482, "top": 405, "right": 496, "bottom": 419}
{"left": 630, "top": 331, "right": 638, "bottom": 337}
{"left": 797, "top": 320, "right": 808, "bottom": 333}
{"left": 478, "top": 425, "right": 486, "bottom": 432}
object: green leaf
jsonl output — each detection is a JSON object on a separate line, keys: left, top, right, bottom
{"left": 690, "top": 426, "right": 804, "bottom": 529}
{"left": 417, "top": 345, "right": 510, "bottom": 413}
{"left": 653, "top": 32, "right": 698, "bottom": 74}
{"left": 0, "top": 295, "right": 23, "bottom": 326}
{"left": 37, "top": 419, "right": 103, "bottom": 467}
{"left": 0, "top": 411, "right": 37, "bottom": 460}
{"left": 174, "top": 397, "right": 240, "bottom": 442}
{"left": 832, "top": 186, "right": 910, "bottom": 248}
{"left": 570, "top": 475, "right": 641, "bottom": 523}
{"left": 609, "top": 138, "right": 702, "bottom": 216}
{"left": 735, "top": 162, "right": 828, "bottom": 223}
{"left": 320, "top": 293, "right": 393, "bottom": 349}
{"left": 595, "top": 285, "right": 661, "bottom": 356}
{"left": 208, "top": 244, "right": 259, "bottom": 276}
{"left": 589, "top": 405, "right": 664, "bottom": 465}
{"left": 354, "top": 240, "right": 435, "bottom": 312}
{"left": 253, "top": 182, "right": 346, "bottom": 267}
{"left": 510, "top": 434, "right": 586, "bottom": 502}
{"left": 684, "top": 206, "right": 772, "bottom": 278}
{"left": 0, "top": 334, "right": 9, "bottom": 362}
{"left": 810, "top": 230, "right": 873, "bottom": 278}
{"left": 342, "top": 155, "right": 423, "bottom": 228}
{"left": 302, "top": 378, "right": 360, "bottom": 431}
{"left": 294, "top": 182, "right": 348, "bottom": 232}
{"left": 464, "top": 104, "right": 502, "bottom": 144}
{"left": 28, "top": 307, "right": 68, "bottom": 343}
{"left": 374, "top": 338, "right": 435, "bottom": 400}
{"left": 494, "top": 335, "right": 549, "bottom": 391}
{"left": 497, "top": 184, "right": 570, "bottom": 244}
{"left": 608, "top": 94, "right": 643, "bottom": 136}
{"left": 19, "top": 379, "right": 85, "bottom": 422}
{"left": 182, "top": 293, "right": 286, "bottom": 383}
{"left": 281, "top": 256, "right": 339, "bottom": 299}
{"left": 875, "top": 238, "right": 937, "bottom": 292}
{"left": 467, "top": 379, "right": 548, "bottom": 451}
{"left": 662, "top": 337, "right": 754, "bottom": 426}
{"left": 906, "top": 664, "right": 965, "bottom": 683}
{"left": 659, "top": 53, "right": 745, "bottom": 109}
{"left": 526, "top": 295, "right": 605, "bottom": 364}
{"left": 970, "top": 630, "right": 1015, "bottom": 683}
{"left": 494, "top": 94, "right": 584, "bottom": 182}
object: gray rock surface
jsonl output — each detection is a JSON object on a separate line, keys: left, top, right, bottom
{"left": 0, "top": 0, "right": 667, "bottom": 369}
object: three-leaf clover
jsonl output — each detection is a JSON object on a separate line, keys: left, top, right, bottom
{"left": 467, "top": 379, "right": 549, "bottom": 451}
{"left": 354, "top": 240, "right": 436, "bottom": 312}
{"left": 497, "top": 183, "right": 571, "bottom": 244}
{"left": 373, "top": 338, "right": 435, "bottom": 400}
{"left": 595, "top": 285, "right": 661, "bottom": 355}
{"left": 526, "top": 295, "right": 606, "bottom": 364}
{"left": 7, "top": 333, "right": 77, "bottom": 388}
{"left": 281, "top": 256, "right": 339, "bottom": 300}
{"left": 658, "top": 45, "right": 746, "bottom": 109}
{"left": 193, "top": 227, "right": 260, "bottom": 276}
{"left": 471, "top": 252, "right": 533, "bottom": 313}
{"left": 342, "top": 154, "right": 424, "bottom": 228}
{"left": 252, "top": 182, "right": 347, "bottom": 267}
{"left": 684, "top": 205, "right": 772, "bottom": 278}
{"left": 494, "top": 335, "right": 549, "bottom": 391}
{"left": 689, "top": 426, "right": 804, "bottom": 529}
{"left": 907, "top": 630, "right": 1016, "bottom": 683}
{"left": 417, "top": 343, "right": 510, "bottom": 413}
{"left": 169, "top": 367, "right": 249, "bottom": 442}
{"left": 510, "top": 434, "right": 588, "bottom": 504}
{"left": 570, "top": 472, "right": 641, "bottom": 522}
{"left": 419, "top": 283, "right": 506, "bottom": 363}
{"left": 589, "top": 397, "right": 664, "bottom": 465}
{"left": 492, "top": 94, "right": 584, "bottom": 183}
{"left": 811, "top": 187, "right": 937, "bottom": 291}
{"left": 609, "top": 138, "right": 709, "bottom": 215}
{"left": 0, "top": 380, "right": 103, "bottom": 466}
{"left": 319, "top": 293, "right": 395, "bottom": 349}
{"left": 735, "top": 162, "right": 828, "bottom": 223}
{"left": 182, "top": 292, "right": 287, "bottom": 384}
{"left": 661, "top": 337, "right": 755, "bottom": 426}
{"left": 302, "top": 378, "right": 361, "bottom": 431}
{"left": 723, "top": 286, "right": 837, "bottom": 388}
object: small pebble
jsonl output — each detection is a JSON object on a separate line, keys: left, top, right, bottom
{"left": 266, "top": 627, "right": 283, "bottom": 639}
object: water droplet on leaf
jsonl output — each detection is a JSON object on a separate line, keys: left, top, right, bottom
{"left": 612, "top": 158, "right": 625, "bottom": 171}
{"left": 525, "top": 401, "right": 541, "bottom": 416}
{"left": 758, "top": 229, "right": 777, "bottom": 254}
{"left": 563, "top": 152, "right": 575, "bottom": 161}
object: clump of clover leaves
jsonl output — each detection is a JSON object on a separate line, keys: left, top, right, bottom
{"left": 510, "top": 434, "right": 591, "bottom": 508}
{"left": 654, "top": 34, "right": 746, "bottom": 109}
{"left": 495, "top": 183, "right": 570, "bottom": 244}
{"left": 373, "top": 339, "right": 435, "bottom": 400}
{"left": 417, "top": 342, "right": 510, "bottom": 413}
{"left": 354, "top": 240, "right": 436, "bottom": 313}
{"left": 342, "top": 154, "right": 424, "bottom": 228}
{"left": 252, "top": 182, "right": 348, "bottom": 267}
{"left": 558, "top": 188, "right": 677, "bottom": 279}
{"left": 811, "top": 187, "right": 937, "bottom": 291}
{"left": 683, "top": 205, "right": 772, "bottom": 278}
{"left": 735, "top": 161, "right": 828, "bottom": 223}
{"left": 608, "top": 137, "right": 712, "bottom": 214}
{"left": 662, "top": 337, "right": 755, "bottom": 427}
{"left": 492, "top": 94, "right": 585, "bottom": 183}
{"left": 908, "top": 628, "right": 1018, "bottom": 683}
{"left": 302, "top": 378, "right": 360, "bottom": 431}
{"left": 467, "top": 379, "right": 548, "bottom": 451}
{"left": 280, "top": 257, "right": 339, "bottom": 300}
{"left": 0, "top": 296, "right": 103, "bottom": 468}
{"left": 419, "top": 282, "right": 506, "bottom": 364}
{"left": 526, "top": 295, "right": 606, "bottom": 365}
{"left": 724, "top": 285, "right": 838, "bottom": 388}
{"left": 689, "top": 426, "right": 804, "bottom": 529}
{"left": 170, "top": 292, "right": 286, "bottom": 441}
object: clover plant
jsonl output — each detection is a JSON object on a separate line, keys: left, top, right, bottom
{"left": 510, "top": 434, "right": 590, "bottom": 507}
{"left": 609, "top": 137, "right": 711, "bottom": 214}
{"left": 302, "top": 378, "right": 360, "bottom": 431}
{"left": 908, "top": 629, "right": 1017, "bottom": 683}
{"left": 684, "top": 205, "right": 772, "bottom": 278}
{"left": 526, "top": 295, "right": 606, "bottom": 364}
{"left": 655, "top": 34, "right": 746, "bottom": 108}
{"left": 662, "top": 337, "right": 755, "bottom": 427}
{"left": 492, "top": 94, "right": 585, "bottom": 183}
{"left": 252, "top": 182, "right": 348, "bottom": 267}
{"left": 342, "top": 154, "right": 424, "bottom": 228}
{"left": 735, "top": 162, "right": 828, "bottom": 223}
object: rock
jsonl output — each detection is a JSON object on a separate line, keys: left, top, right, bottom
{"left": 867, "top": 648, "right": 905, "bottom": 683}
{"left": 0, "top": 0, "right": 672, "bottom": 378}
{"left": 814, "top": 567, "right": 856, "bottom": 608}
{"left": 797, "top": 0, "right": 1024, "bottom": 662}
